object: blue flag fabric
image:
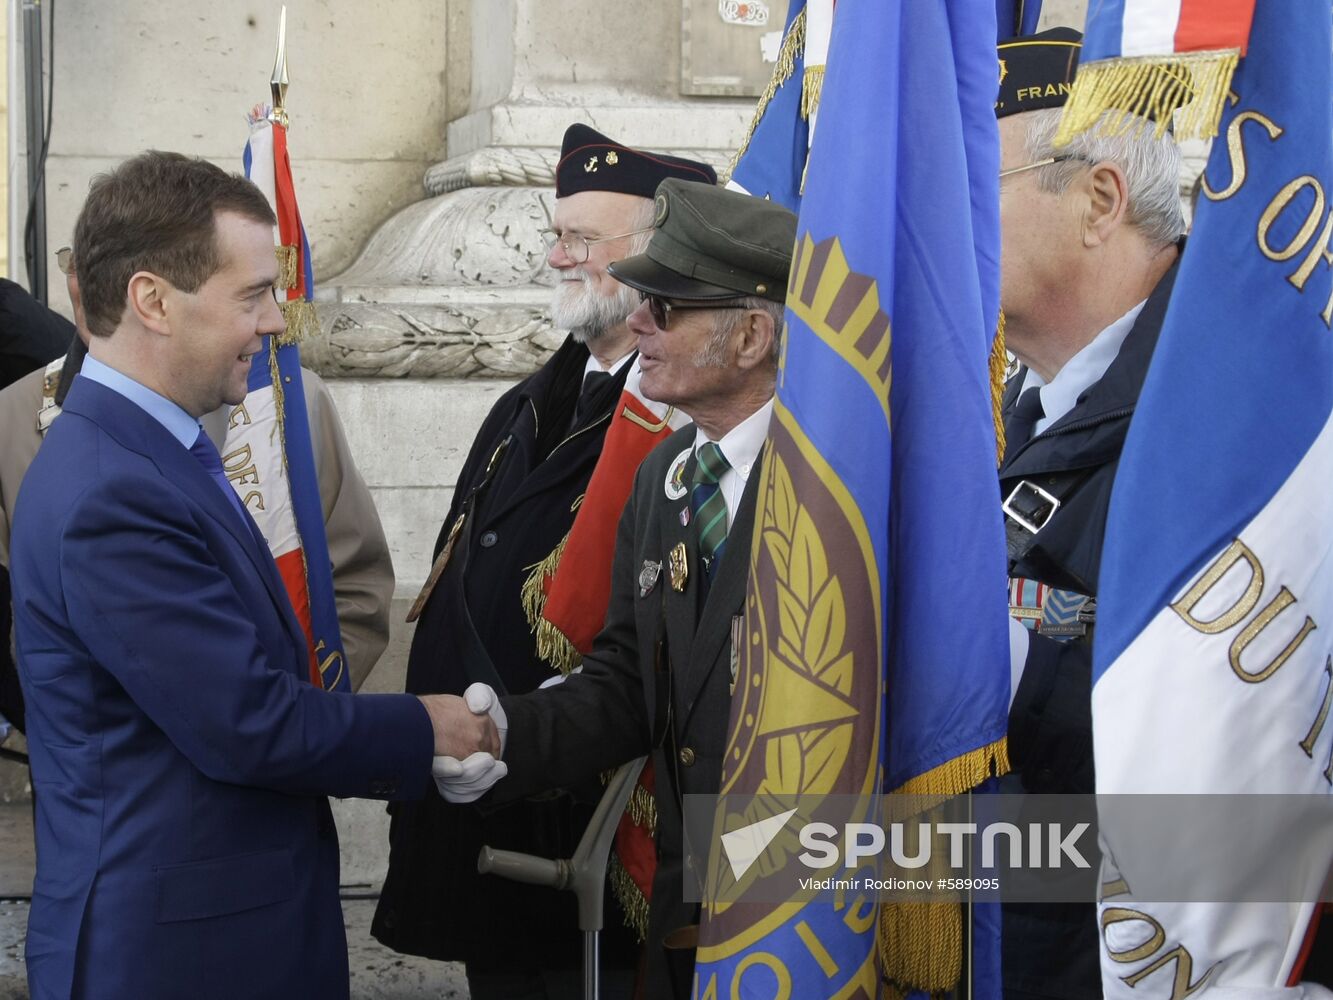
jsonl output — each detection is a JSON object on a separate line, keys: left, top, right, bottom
{"left": 1090, "top": 1, "right": 1333, "bottom": 992}
{"left": 728, "top": 0, "right": 810, "bottom": 211}
{"left": 694, "top": 1, "right": 1011, "bottom": 996}
{"left": 997, "top": 0, "right": 1043, "bottom": 38}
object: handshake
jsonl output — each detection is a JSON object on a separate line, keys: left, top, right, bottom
{"left": 418, "top": 683, "right": 509, "bottom": 802}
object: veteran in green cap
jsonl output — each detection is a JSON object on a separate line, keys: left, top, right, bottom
{"left": 432, "top": 180, "right": 797, "bottom": 1000}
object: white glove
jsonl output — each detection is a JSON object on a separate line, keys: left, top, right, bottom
{"left": 463, "top": 681, "right": 508, "bottom": 757}
{"left": 432, "top": 751, "right": 508, "bottom": 803}
{"left": 537, "top": 664, "right": 583, "bottom": 690}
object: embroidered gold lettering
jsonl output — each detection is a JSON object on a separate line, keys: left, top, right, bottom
{"left": 1228, "top": 586, "right": 1316, "bottom": 683}
{"left": 1171, "top": 540, "right": 1263, "bottom": 634}
{"left": 1201, "top": 110, "right": 1282, "bottom": 203}
{"left": 1299, "top": 655, "right": 1333, "bottom": 784}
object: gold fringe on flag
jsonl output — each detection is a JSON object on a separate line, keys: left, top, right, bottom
{"left": 1054, "top": 50, "right": 1239, "bottom": 147}
{"left": 879, "top": 900, "right": 963, "bottom": 1000}
{"left": 725, "top": 6, "right": 808, "bottom": 180}
{"left": 878, "top": 737, "right": 1011, "bottom": 995}
{"left": 609, "top": 854, "right": 651, "bottom": 942}
{"left": 801, "top": 64, "right": 825, "bottom": 120}
{"left": 891, "top": 737, "right": 1010, "bottom": 799}
{"left": 278, "top": 299, "right": 319, "bottom": 347}
{"left": 991, "top": 310, "right": 1009, "bottom": 467}
{"left": 275, "top": 244, "right": 300, "bottom": 292}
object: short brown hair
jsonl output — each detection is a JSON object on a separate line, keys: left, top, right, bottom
{"left": 73, "top": 150, "right": 277, "bottom": 338}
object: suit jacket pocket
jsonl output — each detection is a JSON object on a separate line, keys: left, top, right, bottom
{"left": 154, "top": 847, "right": 295, "bottom": 923}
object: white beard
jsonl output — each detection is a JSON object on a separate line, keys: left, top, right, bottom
{"left": 550, "top": 268, "right": 639, "bottom": 343}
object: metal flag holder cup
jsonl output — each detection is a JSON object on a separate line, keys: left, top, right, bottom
{"left": 478, "top": 756, "right": 648, "bottom": 1000}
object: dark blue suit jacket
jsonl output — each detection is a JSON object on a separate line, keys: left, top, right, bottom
{"left": 10, "top": 377, "right": 433, "bottom": 999}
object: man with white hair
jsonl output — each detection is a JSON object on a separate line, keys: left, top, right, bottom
{"left": 373, "top": 125, "right": 716, "bottom": 999}
{"left": 995, "top": 27, "right": 1188, "bottom": 1000}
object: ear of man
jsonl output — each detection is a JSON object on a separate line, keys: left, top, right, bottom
{"left": 1080, "top": 160, "right": 1130, "bottom": 248}
{"left": 126, "top": 272, "right": 174, "bottom": 338}
{"left": 733, "top": 308, "right": 777, "bottom": 372}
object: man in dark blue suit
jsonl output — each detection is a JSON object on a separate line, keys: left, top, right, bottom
{"left": 8, "top": 151, "right": 498, "bottom": 999}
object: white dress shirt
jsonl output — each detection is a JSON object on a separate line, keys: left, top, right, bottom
{"left": 692, "top": 397, "right": 774, "bottom": 530}
{"left": 582, "top": 348, "right": 635, "bottom": 380}
{"left": 1019, "top": 299, "right": 1147, "bottom": 436}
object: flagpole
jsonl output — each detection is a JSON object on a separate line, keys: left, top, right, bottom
{"left": 269, "top": 5, "right": 289, "bottom": 127}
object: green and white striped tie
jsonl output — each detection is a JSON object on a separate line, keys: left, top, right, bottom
{"left": 691, "top": 442, "right": 731, "bottom": 576}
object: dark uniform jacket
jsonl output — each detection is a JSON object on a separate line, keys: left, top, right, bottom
{"left": 998, "top": 260, "right": 1178, "bottom": 1000}
{"left": 0, "top": 278, "right": 73, "bottom": 391}
{"left": 373, "top": 336, "right": 638, "bottom": 971}
{"left": 496, "top": 423, "right": 763, "bottom": 1000}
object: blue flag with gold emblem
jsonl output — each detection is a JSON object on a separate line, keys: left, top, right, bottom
{"left": 693, "top": 1, "right": 1012, "bottom": 997}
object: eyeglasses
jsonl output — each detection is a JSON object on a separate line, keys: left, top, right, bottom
{"left": 55, "top": 246, "right": 74, "bottom": 275}
{"left": 998, "top": 154, "right": 1086, "bottom": 179}
{"left": 640, "top": 291, "right": 749, "bottom": 330}
{"left": 540, "top": 226, "right": 654, "bottom": 264}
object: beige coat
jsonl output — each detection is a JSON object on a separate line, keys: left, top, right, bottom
{"left": 0, "top": 363, "right": 392, "bottom": 690}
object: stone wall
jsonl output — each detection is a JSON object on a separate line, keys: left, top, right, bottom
{"left": 12, "top": 0, "right": 450, "bottom": 303}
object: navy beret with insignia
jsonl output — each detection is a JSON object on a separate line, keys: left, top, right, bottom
{"left": 555, "top": 123, "right": 717, "bottom": 199}
{"left": 996, "top": 26, "right": 1083, "bottom": 119}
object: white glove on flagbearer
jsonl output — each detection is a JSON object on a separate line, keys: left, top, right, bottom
{"left": 431, "top": 682, "right": 510, "bottom": 803}
{"left": 432, "top": 751, "right": 508, "bottom": 803}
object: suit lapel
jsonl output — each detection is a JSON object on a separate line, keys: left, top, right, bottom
{"left": 678, "top": 448, "right": 765, "bottom": 721}
{"left": 64, "top": 380, "right": 309, "bottom": 665}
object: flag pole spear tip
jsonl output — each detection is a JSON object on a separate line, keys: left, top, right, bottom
{"left": 269, "top": 5, "right": 290, "bottom": 127}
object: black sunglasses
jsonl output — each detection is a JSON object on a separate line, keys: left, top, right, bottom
{"left": 640, "top": 291, "right": 749, "bottom": 330}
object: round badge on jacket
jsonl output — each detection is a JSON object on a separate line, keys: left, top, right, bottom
{"left": 664, "top": 446, "right": 691, "bottom": 500}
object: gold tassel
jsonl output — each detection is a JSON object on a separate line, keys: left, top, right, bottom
{"left": 609, "top": 854, "right": 651, "bottom": 942}
{"left": 1055, "top": 50, "right": 1240, "bottom": 147}
{"left": 625, "top": 782, "right": 658, "bottom": 831}
{"left": 801, "top": 64, "right": 825, "bottom": 120}
{"left": 277, "top": 299, "right": 319, "bottom": 347}
{"left": 879, "top": 899, "right": 963, "bottom": 999}
{"left": 877, "top": 737, "right": 1011, "bottom": 995}
{"left": 991, "top": 310, "right": 1009, "bottom": 468}
{"left": 725, "top": 7, "right": 807, "bottom": 181}
{"left": 274, "top": 245, "right": 300, "bottom": 291}
{"left": 520, "top": 533, "right": 568, "bottom": 632}
{"left": 534, "top": 618, "right": 584, "bottom": 676}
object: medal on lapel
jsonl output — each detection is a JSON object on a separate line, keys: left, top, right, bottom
{"left": 639, "top": 560, "right": 662, "bottom": 598}
{"left": 679, "top": 506, "right": 691, "bottom": 527}
{"left": 668, "top": 542, "right": 689, "bottom": 592}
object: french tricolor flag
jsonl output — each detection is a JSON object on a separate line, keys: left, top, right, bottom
{"left": 1089, "top": 1, "right": 1333, "bottom": 996}
{"left": 1082, "top": 0, "right": 1257, "bottom": 59}
{"left": 230, "top": 107, "right": 348, "bottom": 692}
{"left": 1056, "top": 0, "right": 1257, "bottom": 145}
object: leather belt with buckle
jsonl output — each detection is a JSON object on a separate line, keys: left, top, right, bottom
{"left": 1002, "top": 479, "right": 1061, "bottom": 535}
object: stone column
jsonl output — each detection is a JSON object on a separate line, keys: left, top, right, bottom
{"left": 308, "top": 0, "right": 755, "bottom": 386}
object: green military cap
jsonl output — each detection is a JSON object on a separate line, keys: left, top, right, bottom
{"left": 608, "top": 178, "right": 797, "bottom": 304}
